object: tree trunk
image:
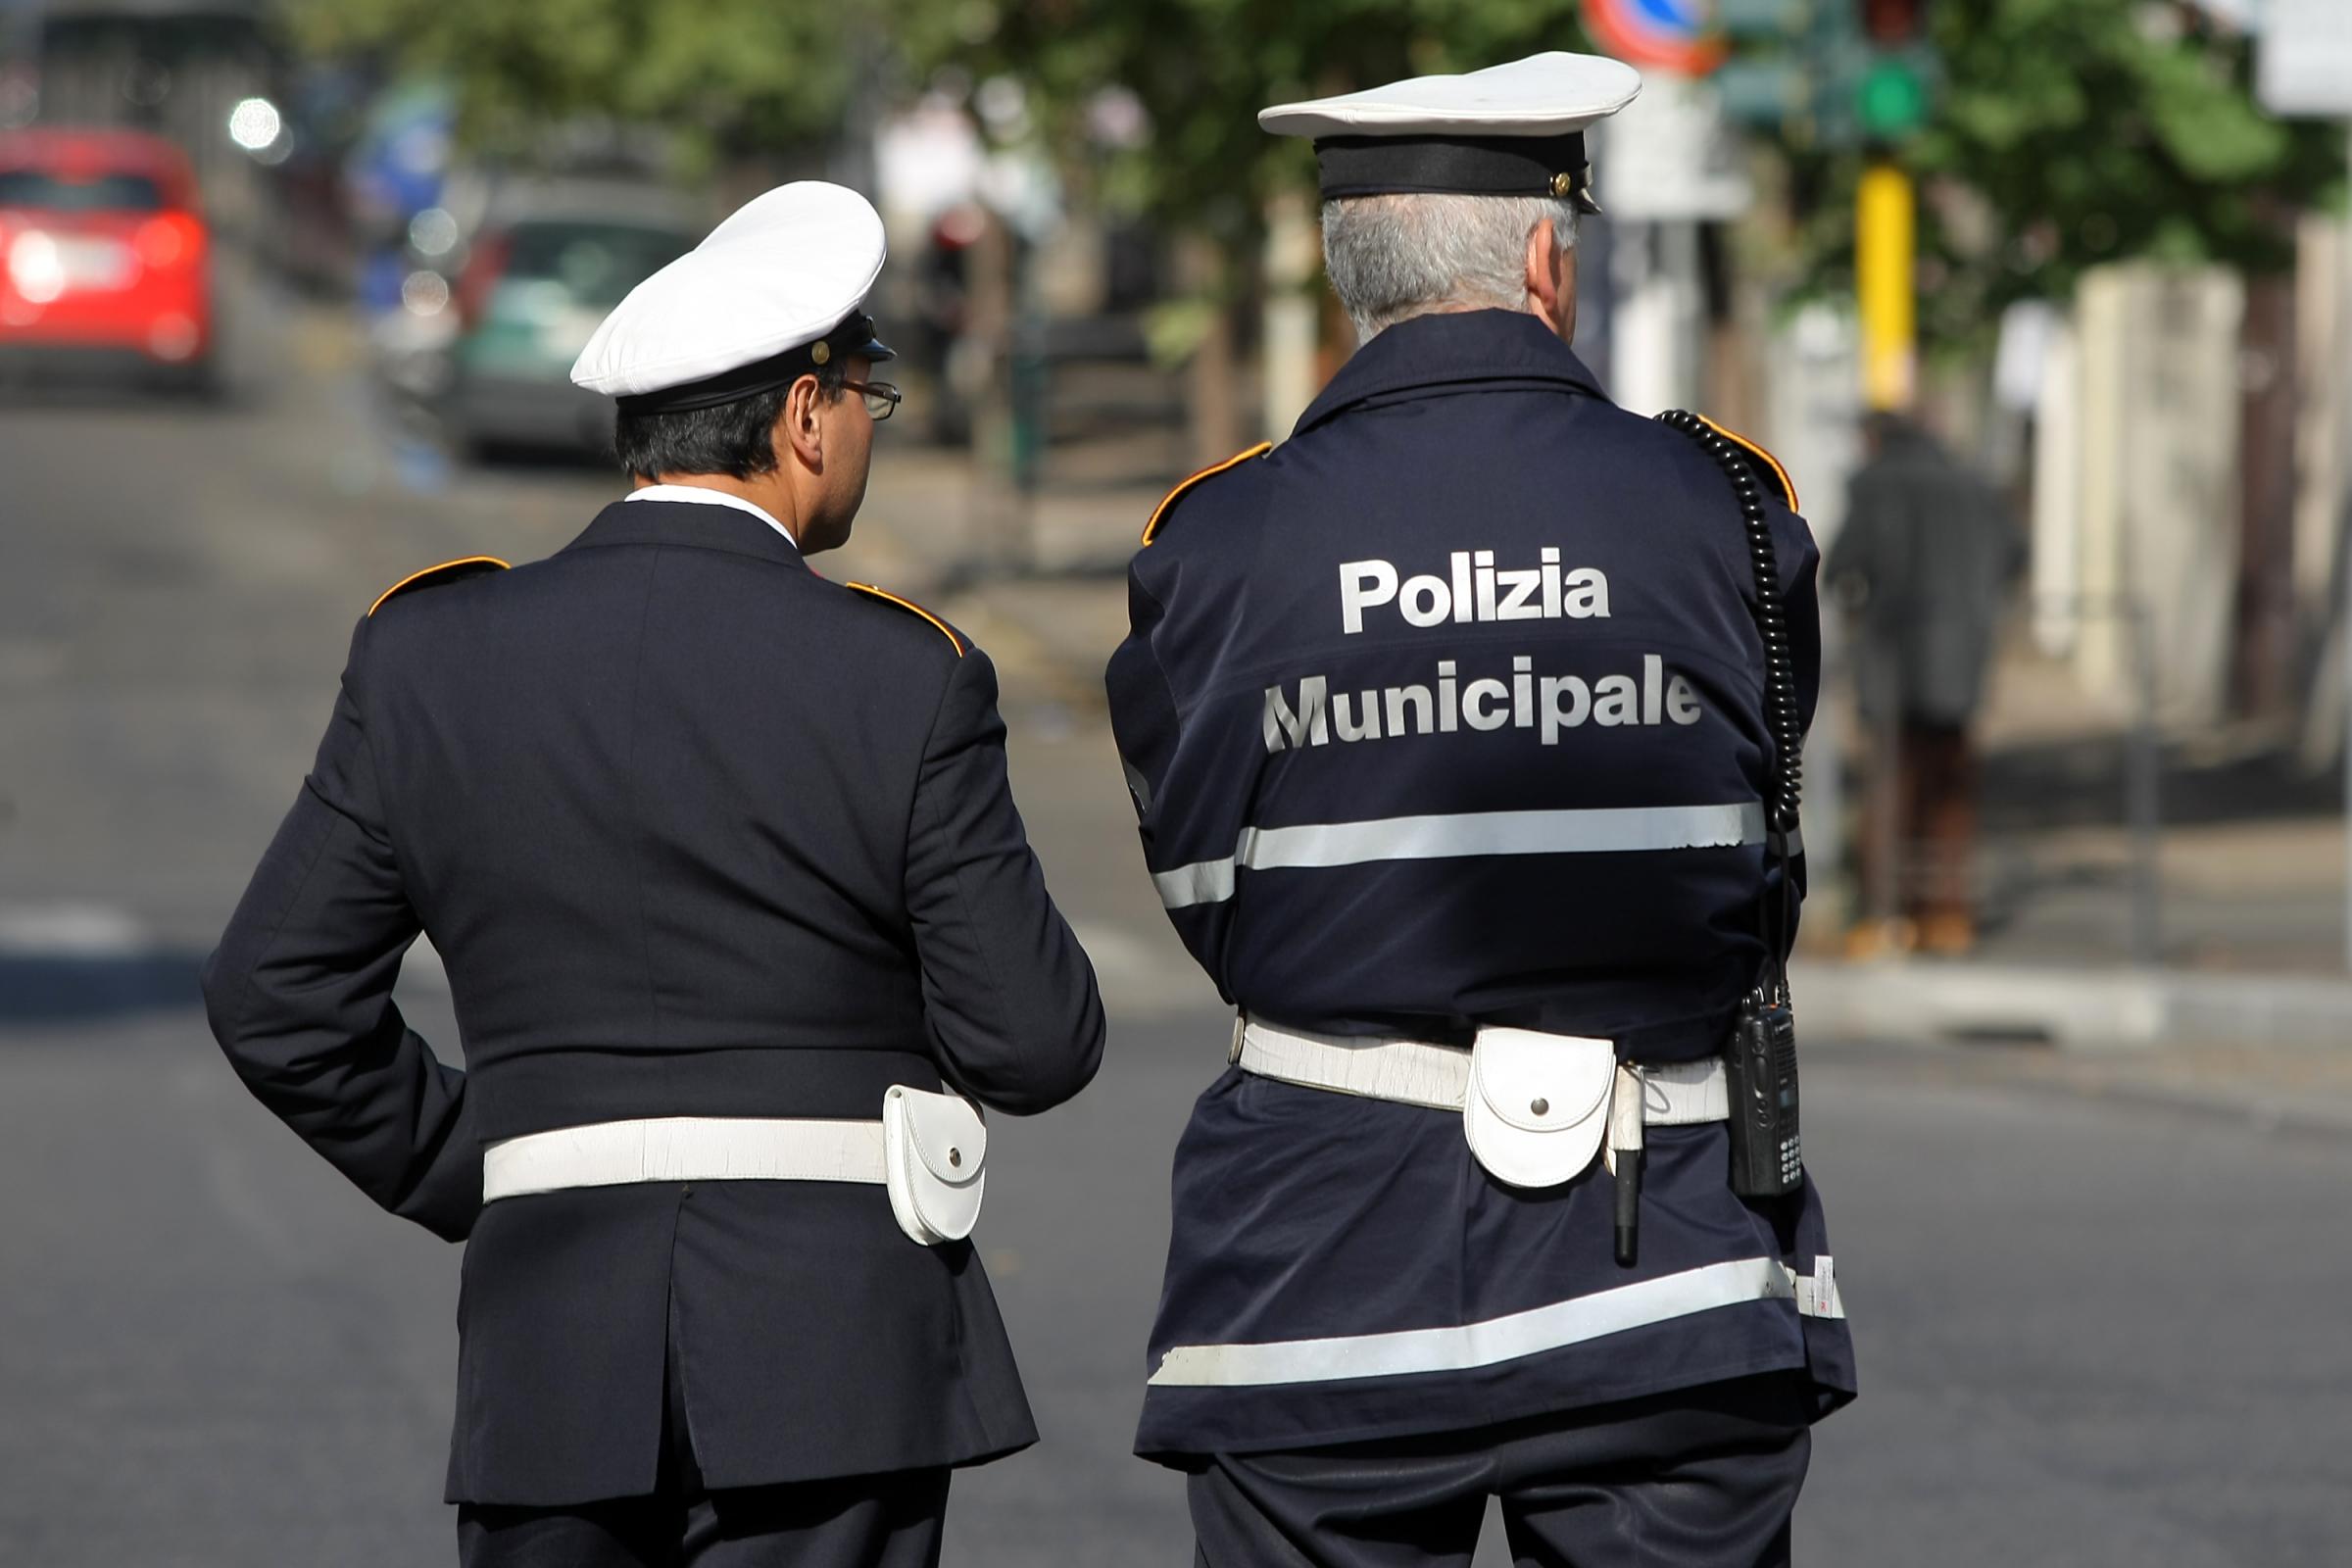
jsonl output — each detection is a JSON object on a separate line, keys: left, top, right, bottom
{"left": 2234, "top": 271, "right": 2298, "bottom": 718}
{"left": 1179, "top": 233, "right": 1245, "bottom": 466}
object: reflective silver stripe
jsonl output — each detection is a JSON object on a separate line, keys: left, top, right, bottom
{"left": 1152, "top": 858, "right": 1237, "bottom": 908}
{"left": 1152, "top": 802, "right": 1766, "bottom": 910}
{"left": 1148, "top": 1255, "right": 1841, "bottom": 1388}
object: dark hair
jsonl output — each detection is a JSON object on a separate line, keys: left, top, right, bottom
{"left": 612, "top": 362, "right": 846, "bottom": 479}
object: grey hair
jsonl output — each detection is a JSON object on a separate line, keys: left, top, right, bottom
{"left": 1321, "top": 192, "right": 1578, "bottom": 343}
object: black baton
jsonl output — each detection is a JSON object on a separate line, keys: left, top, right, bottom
{"left": 1613, "top": 1147, "right": 1641, "bottom": 1266}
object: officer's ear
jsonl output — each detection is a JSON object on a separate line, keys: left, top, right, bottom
{"left": 1524, "top": 219, "right": 1576, "bottom": 343}
{"left": 778, "top": 372, "right": 828, "bottom": 472}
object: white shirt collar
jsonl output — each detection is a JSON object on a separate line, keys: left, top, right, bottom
{"left": 624, "top": 483, "right": 799, "bottom": 551}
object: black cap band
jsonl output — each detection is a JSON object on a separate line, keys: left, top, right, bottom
{"left": 1314, "top": 132, "right": 1597, "bottom": 212}
{"left": 614, "top": 311, "right": 896, "bottom": 416}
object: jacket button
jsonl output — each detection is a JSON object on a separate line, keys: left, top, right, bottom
{"left": 680, "top": 1183, "right": 694, "bottom": 1199}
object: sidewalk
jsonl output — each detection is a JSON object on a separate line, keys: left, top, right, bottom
{"left": 1822, "top": 1031, "right": 2352, "bottom": 1137}
{"left": 1795, "top": 956, "right": 2352, "bottom": 1050}
{"left": 1805, "top": 632, "right": 2352, "bottom": 1046}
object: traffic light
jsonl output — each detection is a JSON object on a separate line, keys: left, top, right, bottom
{"left": 1711, "top": 0, "right": 1938, "bottom": 149}
{"left": 1852, "top": 0, "right": 1935, "bottom": 142}
{"left": 1861, "top": 0, "right": 1921, "bottom": 41}
{"left": 1854, "top": 1, "right": 1927, "bottom": 409}
{"left": 1705, "top": 0, "right": 1934, "bottom": 412}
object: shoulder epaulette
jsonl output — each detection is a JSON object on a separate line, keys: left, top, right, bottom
{"left": 845, "top": 582, "right": 966, "bottom": 657}
{"left": 368, "top": 556, "right": 511, "bottom": 616}
{"left": 1141, "top": 441, "right": 1273, "bottom": 546}
{"left": 1694, "top": 417, "right": 1798, "bottom": 512}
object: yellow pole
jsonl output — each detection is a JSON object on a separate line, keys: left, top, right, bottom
{"left": 1857, "top": 163, "right": 1916, "bottom": 411}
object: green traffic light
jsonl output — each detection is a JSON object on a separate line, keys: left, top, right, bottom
{"left": 1855, "top": 55, "right": 1929, "bottom": 136}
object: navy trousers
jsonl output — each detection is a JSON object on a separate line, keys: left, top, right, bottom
{"left": 1187, "top": 1373, "right": 1813, "bottom": 1568}
{"left": 456, "top": 1470, "right": 948, "bottom": 1568}
{"left": 457, "top": 1300, "right": 950, "bottom": 1568}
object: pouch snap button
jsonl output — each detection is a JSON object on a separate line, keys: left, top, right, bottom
{"left": 1530, "top": 1098, "right": 1549, "bottom": 1116}
{"left": 949, "top": 1148, "right": 962, "bottom": 1168}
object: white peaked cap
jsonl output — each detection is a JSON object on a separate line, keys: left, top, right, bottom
{"left": 1258, "top": 52, "right": 1642, "bottom": 141}
{"left": 570, "top": 180, "right": 893, "bottom": 408}
{"left": 1260, "top": 54, "right": 1642, "bottom": 213}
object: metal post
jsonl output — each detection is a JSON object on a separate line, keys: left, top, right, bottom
{"left": 2341, "top": 121, "right": 2352, "bottom": 975}
{"left": 2126, "top": 595, "right": 2163, "bottom": 966}
{"left": 1857, "top": 164, "right": 1917, "bottom": 412}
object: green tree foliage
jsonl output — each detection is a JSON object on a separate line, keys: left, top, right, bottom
{"left": 1777, "top": 0, "right": 2343, "bottom": 348}
{"left": 896, "top": 0, "right": 1593, "bottom": 252}
{"left": 914, "top": 0, "right": 2339, "bottom": 349}
{"left": 279, "top": 0, "right": 857, "bottom": 162}
{"left": 285, "top": 0, "right": 2342, "bottom": 355}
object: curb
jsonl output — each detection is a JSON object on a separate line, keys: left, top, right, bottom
{"left": 1793, "top": 957, "right": 2352, "bottom": 1051}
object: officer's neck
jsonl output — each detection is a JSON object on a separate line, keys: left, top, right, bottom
{"left": 638, "top": 470, "right": 807, "bottom": 546}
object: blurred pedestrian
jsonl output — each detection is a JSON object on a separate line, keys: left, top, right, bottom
{"left": 1105, "top": 53, "right": 1852, "bottom": 1568}
{"left": 203, "top": 182, "right": 1103, "bottom": 1568}
{"left": 1826, "top": 411, "right": 2022, "bottom": 956}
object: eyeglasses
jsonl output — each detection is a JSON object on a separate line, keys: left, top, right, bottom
{"left": 842, "top": 379, "right": 901, "bottom": 421}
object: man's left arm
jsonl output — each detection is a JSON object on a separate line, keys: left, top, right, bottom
{"left": 201, "top": 621, "right": 479, "bottom": 1242}
{"left": 903, "top": 647, "right": 1106, "bottom": 1116}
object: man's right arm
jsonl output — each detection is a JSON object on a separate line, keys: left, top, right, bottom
{"left": 201, "top": 620, "right": 479, "bottom": 1242}
{"left": 903, "top": 647, "right": 1105, "bottom": 1114}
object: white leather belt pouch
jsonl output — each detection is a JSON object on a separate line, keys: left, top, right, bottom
{"left": 882, "top": 1085, "right": 987, "bottom": 1246}
{"left": 1462, "top": 1028, "right": 1617, "bottom": 1190}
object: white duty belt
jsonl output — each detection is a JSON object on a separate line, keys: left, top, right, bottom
{"left": 1232, "top": 1015, "right": 1730, "bottom": 1190}
{"left": 483, "top": 1116, "right": 888, "bottom": 1197}
{"left": 479, "top": 1086, "right": 988, "bottom": 1247}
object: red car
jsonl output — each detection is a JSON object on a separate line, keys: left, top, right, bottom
{"left": 0, "top": 127, "right": 213, "bottom": 386}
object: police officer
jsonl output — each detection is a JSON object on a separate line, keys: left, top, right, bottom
{"left": 1105, "top": 56, "right": 1855, "bottom": 1565}
{"left": 204, "top": 182, "right": 1104, "bottom": 1567}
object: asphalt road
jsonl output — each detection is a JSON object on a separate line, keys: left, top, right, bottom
{"left": 1, "top": 268, "right": 2346, "bottom": 1566}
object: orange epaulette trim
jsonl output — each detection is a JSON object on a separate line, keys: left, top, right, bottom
{"left": 846, "top": 582, "right": 966, "bottom": 657}
{"left": 368, "top": 556, "right": 511, "bottom": 616}
{"left": 1141, "top": 441, "right": 1273, "bottom": 546}
{"left": 1696, "top": 417, "right": 1798, "bottom": 513}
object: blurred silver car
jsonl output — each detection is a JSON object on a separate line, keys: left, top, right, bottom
{"left": 441, "top": 185, "right": 699, "bottom": 458}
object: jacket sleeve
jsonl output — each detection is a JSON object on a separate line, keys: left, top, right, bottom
{"left": 200, "top": 619, "right": 479, "bottom": 1242}
{"left": 903, "top": 647, "right": 1104, "bottom": 1114}
{"left": 1102, "top": 547, "right": 1263, "bottom": 999}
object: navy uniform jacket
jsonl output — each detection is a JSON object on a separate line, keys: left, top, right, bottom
{"left": 203, "top": 496, "right": 1104, "bottom": 1505}
{"left": 1106, "top": 310, "right": 1855, "bottom": 1457}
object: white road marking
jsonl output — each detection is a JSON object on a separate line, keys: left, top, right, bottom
{"left": 0, "top": 903, "right": 152, "bottom": 958}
